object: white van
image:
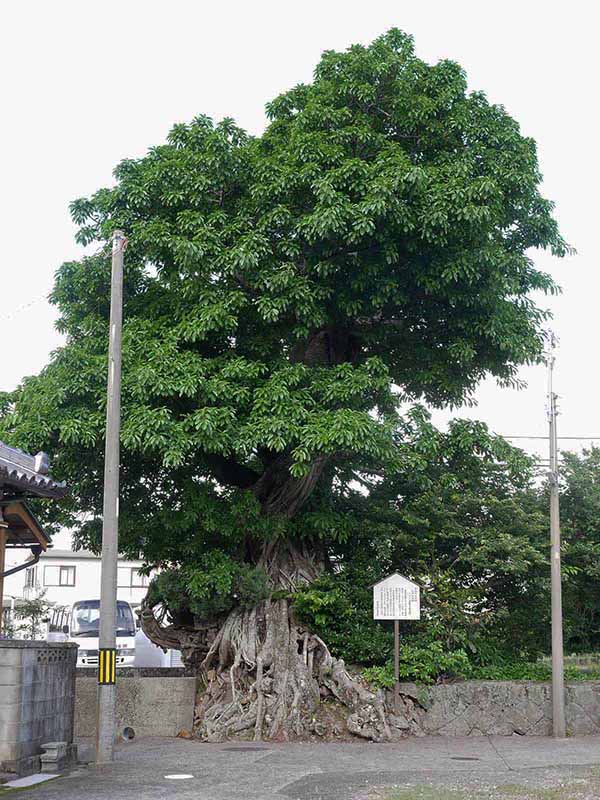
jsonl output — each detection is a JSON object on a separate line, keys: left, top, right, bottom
{"left": 48, "top": 599, "right": 137, "bottom": 667}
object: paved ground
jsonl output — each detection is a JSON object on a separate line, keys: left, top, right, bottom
{"left": 4, "top": 735, "right": 600, "bottom": 799}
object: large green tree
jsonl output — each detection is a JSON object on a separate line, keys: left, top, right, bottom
{"left": 295, "top": 415, "right": 550, "bottom": 677}
{"left": 0, "top": 30, "right": 566, "bottom": 740}
{"left": 555, "top": 447, "right": 600, "bottom": 652}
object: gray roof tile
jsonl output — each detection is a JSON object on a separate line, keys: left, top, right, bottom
{"left": 0, "top": 441, "right": 68, "bottom": 499}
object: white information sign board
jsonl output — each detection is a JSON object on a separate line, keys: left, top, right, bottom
{"left": 373, "top": 573, "right": 420, "bottom": 620}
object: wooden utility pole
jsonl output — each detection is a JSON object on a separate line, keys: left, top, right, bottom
{"left": 394, "top": 619, "right": 400, "bottom": 712}
{"left": 547, "top": 335, "right": 566, "bottom": 738}
{"left": 95, "top": 230, "right": 125, "bottom": 763}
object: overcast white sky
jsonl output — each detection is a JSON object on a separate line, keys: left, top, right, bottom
{"left": 0, "top": 0, "right": 596, "bottom": 470}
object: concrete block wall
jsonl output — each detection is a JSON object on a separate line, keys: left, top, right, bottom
{"left": 75, "top": 672, "right": 196, "bottom": 739}
{"left": 0, "top": 641, "right": 78, "bottom": 773}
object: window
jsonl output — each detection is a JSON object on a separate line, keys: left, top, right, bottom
{"left": 25, "top": 567, "right": 36, "bottom": 588}
{"left": 71, "top": 600, "right": 136, "bottom": 637}
{"left": 131, "top": 570, "right": 149, "bottom": 588}
{"left": 117, "top": 567, "right": 130, "bottom": 587}
{"left": 44, "top": 565, "right": 76, "bottom": 587}
{"left": 118, "top": 567, "right": 149, "bottom": 588}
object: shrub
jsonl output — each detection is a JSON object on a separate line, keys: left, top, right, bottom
{"left": 363, "top": 641, "right": 471, "bottom": 686}
{"left": 147, "top": 554, "right": 269, "bottom": 622}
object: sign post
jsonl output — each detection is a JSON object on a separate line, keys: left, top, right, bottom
{"left": 373, "top": 573, "right": 420, "bottom": 711}
{"left": 394, "top": 619, "right": 400, "bottom": 709}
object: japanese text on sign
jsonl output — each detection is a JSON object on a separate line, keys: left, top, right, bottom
{"left": 373, "top": 574, "right": 420, "bottom": 620}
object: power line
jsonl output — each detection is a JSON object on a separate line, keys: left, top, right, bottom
{"left": 501, "top": 436, "right": 600, "bottom": 441}
{"left": 0, "top": 294, "right": 48, "bottom": 324}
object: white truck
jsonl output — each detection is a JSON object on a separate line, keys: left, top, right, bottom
{"left": 48, "top": 599, "right": 137, "bottom": 667}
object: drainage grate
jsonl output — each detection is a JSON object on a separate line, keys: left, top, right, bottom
{"left": 449, "top": 756, "right": 481, "bottom": 761}
{"left": 223, "top": 746, "right": 270, "bottom": 752}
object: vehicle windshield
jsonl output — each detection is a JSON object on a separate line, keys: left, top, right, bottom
{"left": 71, "top": 600, "right": 136, "bottom": 638}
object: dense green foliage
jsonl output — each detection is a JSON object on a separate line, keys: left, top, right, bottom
{"left": 297, "top": 440, "right": 600, "bottom": 685}
{"left": 363, "top": 643, "right": 472, "bottom": 686}
{"left": 144, "top": 556, "right": 270, "bottom": 623}
{"left": 556, "top": 448, "right": 600, "bottom": 651}
{"left": 364, "top": 658, "right": 600, "bottom": 688}
{"left": 0, "top": 31, "right": 568, "bottom": 661}
{"left": 294, "top": 417, "right": 549, "bottom": 676}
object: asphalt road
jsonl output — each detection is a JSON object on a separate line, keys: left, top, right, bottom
{"left": 5, "top": 734, "right": 600, "bottom": 800}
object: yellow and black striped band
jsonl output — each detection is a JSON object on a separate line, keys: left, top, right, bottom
{"left": 98, "top": 648, "right": 117, "bottom": 685}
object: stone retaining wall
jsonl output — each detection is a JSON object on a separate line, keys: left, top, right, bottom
{"left": 73, "top": 673, "right": 600, "bottom": 742}
{"left": 75, "top": 671, "right": 196, "bottom": 739}
{"left": 390, "top": 680, "right": 600, "bottom": 737}
{"left": 0, "top": 640, "right": 77, "bottom": 774}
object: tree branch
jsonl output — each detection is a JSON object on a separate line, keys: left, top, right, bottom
{"left": 203, "top": 453, "right": 259, "bottom": 489}
{"left": 234, "top": 273, "right": 257, "bottom": 295}
{"left": 353, "top": 314, "right": 405, "bottom": 330}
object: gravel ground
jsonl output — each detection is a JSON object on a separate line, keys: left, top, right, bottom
{"left": 366, "top": 765, "right": 600, "bottom": 800}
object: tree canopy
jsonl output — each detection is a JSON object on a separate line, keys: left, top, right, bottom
{"left": 1, "top": 30, "right": 565, "bottom": 569}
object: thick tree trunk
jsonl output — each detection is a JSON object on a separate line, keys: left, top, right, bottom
{"left": 252, "top": 454, "right": 329, "bottom": 518}
{"left": 141, "top": 538, "right": 391, "bottom": 742}
{"left": 195, "top": 595, "right": 390, "bottom": 742}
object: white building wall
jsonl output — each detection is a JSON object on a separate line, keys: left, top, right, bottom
{"left": 2, "top": 556, "right": 29, "bottom": 600}
{"left": 3, "top": 553, "right": 152, "bottom": 609}
{"left": 3, "top": 549, "right": 183, "bottom": 666}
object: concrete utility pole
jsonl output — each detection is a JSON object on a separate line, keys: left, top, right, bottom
{"left": 96, "top": 230, "right": 126, "bottom": 763}
{"left": 547, "top": 334, "right": 566, "bottom": 739}
{"left": 0, "top": 511, "right": 7, "bottom": 636}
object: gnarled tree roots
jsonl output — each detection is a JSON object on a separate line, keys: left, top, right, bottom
{"left": 197, "top": 598, "right": 390, "bottom": 742}
{"left": 143, "top": 597, "right": 391, "bottom": 742}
